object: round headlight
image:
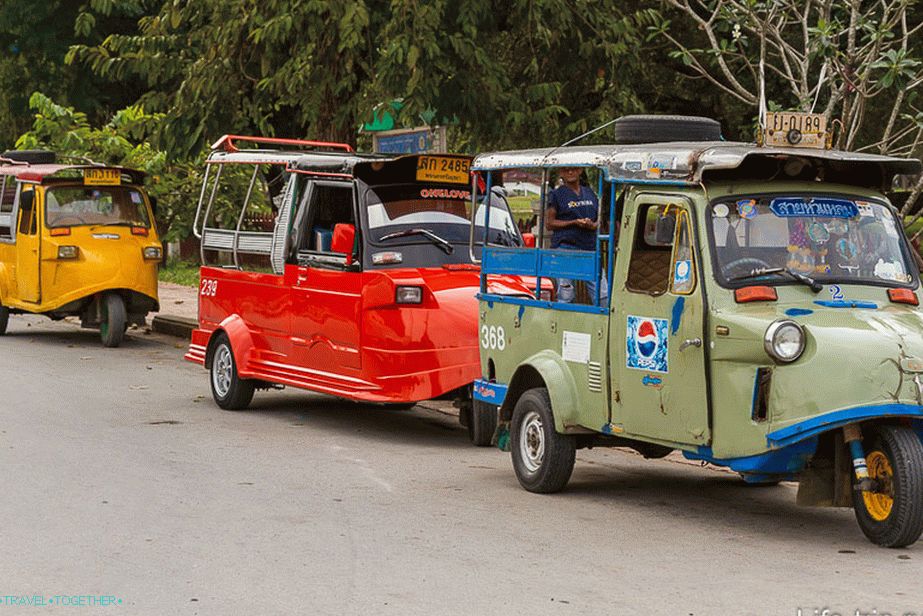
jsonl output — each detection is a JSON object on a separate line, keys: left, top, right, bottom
{"left": 764, "top": 320, "right": 805, "bottom": 363}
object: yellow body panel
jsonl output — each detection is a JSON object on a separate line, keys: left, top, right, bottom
{"left": 0, "top": 182, "right": 160, "bottom": 314}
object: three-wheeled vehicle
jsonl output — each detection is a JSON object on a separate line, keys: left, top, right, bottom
{"left": 185, "top": 135, "right": 547, "bottom": 445}
{"left": 472, "top": 115, "right": 923, "bottom": 547}
{"left": 0, "top": 151, "right": 161, "bottom": 347}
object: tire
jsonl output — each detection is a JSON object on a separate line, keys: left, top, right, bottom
{"left": 99, "top": 293, "right": 126, "bottom": 348}
{"left": 852, "top": 425, "right": 923, "bottom": 548}
{"left": 612, "top": 115, "right": 722, "bottom": 145}
{"left": 209, "top": 333, "right": 255, "bottom": 410}
{"left": 468, "top": 398, "right": 497, "bottom": 447}
{"left": 510, "top": 387, "right": 575, "bottom": 493}
{"left": 2, "top": 149, "right": 56, "bottom": 164}
{"left": 0, "top": 304, "right": 8, "bottom": 335}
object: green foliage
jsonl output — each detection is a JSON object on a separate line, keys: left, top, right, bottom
{"left": 16, "top": 92, "right": 202, "bottom": 242}
{"left": 158, "top": 258, "right": 200, "bottom": 287}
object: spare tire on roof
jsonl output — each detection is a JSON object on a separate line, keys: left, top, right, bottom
{"left": 612, "top": 115, "right": 722, "bottom": 145}
{"left": 2, "top": 150, "right": 56, "bottom": 164}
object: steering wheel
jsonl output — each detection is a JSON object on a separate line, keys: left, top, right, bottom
{"left": 723, "top": 257, "right": 771, "bottom": 278}
{"left": 50, "top": 215, "right": 88, "bottom": 226}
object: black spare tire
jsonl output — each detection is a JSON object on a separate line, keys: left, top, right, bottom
{"left": 2, "top": 150, "right": 56, "bottom": 164}
{"left": 612, "top": 115, "right": 722, "bottom": 145}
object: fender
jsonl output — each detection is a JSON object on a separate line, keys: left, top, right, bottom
{"left": 207, "top": 314, "right": 257, "bottom": 377}
{"left": 500, "top": 349, "right": 581, "bottom": 433}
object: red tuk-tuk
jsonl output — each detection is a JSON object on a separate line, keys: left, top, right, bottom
{"left": 184, "top": 135, "right": 544, "bottom": 444}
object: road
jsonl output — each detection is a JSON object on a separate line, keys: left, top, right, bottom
{"left": 1, "top": 315, "right": 921, "bottom": 615}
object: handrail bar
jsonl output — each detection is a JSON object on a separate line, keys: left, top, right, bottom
{"left": 211, "top": 134, "right": 354, "bottom": 154}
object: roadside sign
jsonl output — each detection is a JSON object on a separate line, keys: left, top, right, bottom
{"left": 373, "top": 126, "right": 447, "bottom": 154}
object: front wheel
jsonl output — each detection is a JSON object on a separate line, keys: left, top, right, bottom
{"left": 468, "top": 399, "right": 497, "bottom": 447}
{"left": 100, "top": 293, "right": 126, "bottom": 348}
{"left": 210, "top": 334, "right": 255, "bottom": 410}
{"left": 852, "top": 425, "right": 923, "bottom": 548}
{"left": 510, "top": 388, "right": 575, "bottom": 493}
{"left": 0, "top": 304, "right": 8, "bottom": 335}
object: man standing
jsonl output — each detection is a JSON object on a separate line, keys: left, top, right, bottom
{"left": 545, "top": 167, "right": 608, "bottom": 304}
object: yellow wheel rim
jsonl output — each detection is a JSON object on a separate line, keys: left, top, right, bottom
{"left": 862, "top": 450, "right": 894, "bottom": 522}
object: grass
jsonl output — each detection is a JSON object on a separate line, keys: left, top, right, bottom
{"left": 507, "top": 195, "right": 538, "bottom": 221}
{"left": 158, "top": 259, "right": 200, "bottom": 287}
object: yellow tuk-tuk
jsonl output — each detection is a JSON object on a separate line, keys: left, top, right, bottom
{"left": 0, "top": 151, "right": 161, "bottom": 347}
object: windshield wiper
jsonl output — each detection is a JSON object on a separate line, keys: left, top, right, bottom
{"left": 729, "top": 266, "right": 823, "bottom": 293}
{"left": 378, "top": 228, "right": 454, "bottom": 254}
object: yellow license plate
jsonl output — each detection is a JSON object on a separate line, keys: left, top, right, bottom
{"left": 764, "top": 112, "right": 828, "bottom": 149}
{"left": 83, "top": 168, "right": 121, "bottom": 186}
{"left": 416, "top": 156, "right": 470, "bottom": 185}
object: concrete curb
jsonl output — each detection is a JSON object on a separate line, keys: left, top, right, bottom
{"left": 151, "top": 314, "right": 197, "bottom": 339}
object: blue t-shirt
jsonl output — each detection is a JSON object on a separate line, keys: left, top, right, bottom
{"left": 548, "top": 184, "right": 599, "bottom": 250}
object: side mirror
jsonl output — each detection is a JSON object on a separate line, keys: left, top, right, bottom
{"left": 655, "top": 213, "right": 676, "bottom": 245}
{"left": 331, "top": 223, "right": 356, "bottom": 265}
{"left": 521, "top": 233, "right": 536, "bottom": 248}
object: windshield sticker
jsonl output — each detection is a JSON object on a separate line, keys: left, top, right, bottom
{"left": 562, "top": 331, "right": 591, "bottom": 364}
{"left": 835, "top": 238, "right": 858, "bottom": 261}
{"left": 874, "top": 259, "right": 908, "bottom": 282}
{"left": 622, "top": 160, "right": 643, "bottom": 172}
{"left": 713, "top": 203, "right": 729, "bottom": 218}
{"left": 737, "top": 199, "right": 757, "bottom": 219}
{"left": 807, "top": 222, "right": 830, "bottom": 244}
{"left": 626, "top": 316, "right": 668, "bottom": 373}
{"left": 769, "top": 197, "right": 859, "bottom": 219}
{"left": 419, "top": 188, "right": 470, "bottom": 200}
{"left": 674, "top": 260, "right": 692, "bottom": 286}
{"left": 856, "top": 201, "right": 875, "bottom": 217}
{"left": 130, "top": 191, "right": 142, "bottom": 204}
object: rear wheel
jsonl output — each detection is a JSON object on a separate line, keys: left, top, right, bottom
{"left": 210, "top": 334, "right": 255, "bottom": 410}
{"left": 99, "top": 293, "right": 126, "bottom": 348}
{"left": 852, "top": 425, "right": 923, "bottom": 548}
{"left": 510, "top": 388, "right": 575, "bottom": 493}
{"left": 0, "top": 303, "right": 8, "bottom": 335}
{"left": 468, "top": 398, "right": 497, "bottom": 447}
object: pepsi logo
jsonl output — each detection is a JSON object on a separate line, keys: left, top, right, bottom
{"left": 636, "top": 320, "right": 658, "bottom": 357}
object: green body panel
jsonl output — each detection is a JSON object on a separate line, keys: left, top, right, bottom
{"left": 480, "top": 180, "right": 923, "bottom": 458}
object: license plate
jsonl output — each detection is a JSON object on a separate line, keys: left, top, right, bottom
{"left": 764, "top": 112, "right": 828, "bottom": 149}
{"left": 83, "top": 168, "right": 121, "bottom": 186}
{"left": 415, "top": 156, "right": 470, "bottom": 185}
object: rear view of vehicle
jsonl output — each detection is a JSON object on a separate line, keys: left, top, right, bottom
{"left": 185, "top": 136, "right": 537, "bottom": 444}
{"left": 0, "top": 151, "right": 161, "bottom": 347}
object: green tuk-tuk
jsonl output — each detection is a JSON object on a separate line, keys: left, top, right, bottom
{"left": 470, "top": 115, "right": 923, "bottom": 547}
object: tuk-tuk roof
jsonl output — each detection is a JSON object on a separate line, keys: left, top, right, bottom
{"left": 472, "top": 141, "right": 921, "bottom": 190}
{"left": 0, "top": 162, "right": 146, "bottom": 185}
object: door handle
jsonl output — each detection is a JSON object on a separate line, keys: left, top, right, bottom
{"left": 680, "top": 338, "right": 702, "bottom": 352}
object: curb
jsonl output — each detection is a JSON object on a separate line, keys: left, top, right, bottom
{"left": 151, "top": 314, "right": 197, "bottom": 339}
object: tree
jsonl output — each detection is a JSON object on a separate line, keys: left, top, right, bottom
{"left": 15, "top": 92, "right": 203, "bottom": 243}
{"left": 0, "top": 0, "right": 160, "bottom": 148}
{"left": 652, "top": 0, "right": 923, "bottom": 220}
{"left": 67, "top": 0, "right": 663, "bottom": 156}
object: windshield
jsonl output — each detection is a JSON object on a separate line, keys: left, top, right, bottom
{"left": 364, "top": 183, "right": 521, "bottom": 247}
{"left": 45, "top": 186, "right": 150, "bottom": 229}
{"left": 710, "top": 195, "right": 916, "bottom": 287}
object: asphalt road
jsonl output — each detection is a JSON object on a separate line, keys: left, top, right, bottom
{"left": 1, "top": 315, "right": 921, "bottom": 615}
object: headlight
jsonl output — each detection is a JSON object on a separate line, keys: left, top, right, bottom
{"left": 57, "top": 245, "right": 79, "bottom": 259}
{"left": 395, "top": 285, "right": 423, "bottom": 304}
{"left": 143, "top": 246, "right": 163, "bottom": 260}
{"left": 764, "top": 319, "right": 805, "bottom": 363}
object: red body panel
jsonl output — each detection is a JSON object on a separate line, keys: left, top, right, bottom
{"left": 185, "top": 264, "right": 537, "bottom": 403}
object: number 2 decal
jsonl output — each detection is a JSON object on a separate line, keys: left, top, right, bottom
{"left": 480, "top": 325, "right": 506, "bottom": 350}
{"left": 200, "top": 279, "right": 218, "bottom": 297}
{"left": 830, "top": 285, "right": 844, "bottom": 301}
